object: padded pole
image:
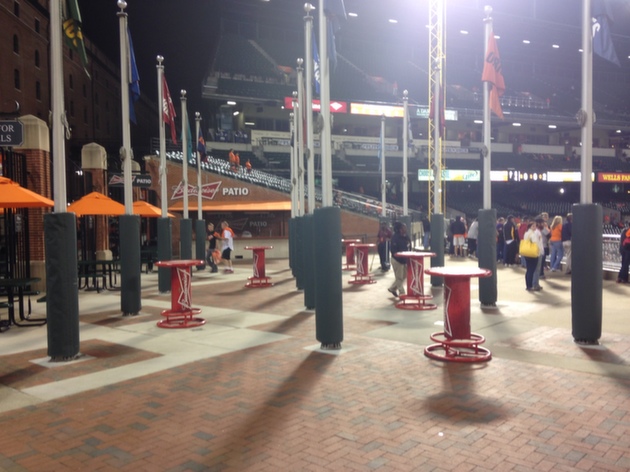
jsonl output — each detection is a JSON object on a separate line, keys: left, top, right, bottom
{"left": 194, "top": 220, "right": 206, "bottom": 270}
{"left": 120, "top": 214, "right": 142, "bottom": 315}
{"left": 294, "top": 217, "right": 304, "bottom": 290}
{"left": 314, "top": 206, "right": 343, "bottom": 348}
{"left": 430, "top": 214, "right": 444, "bottom": 287}
{"left": 180, "top": 218, "right": 193, "bottom": 260}
{"left": 303, "top": 214, "right": 316, "bottom": 309}
{"left": 157, "top": 217, "right": 172, "bottom": 293}
{"left": 478, "top": 208, "right": 498, "bottom": 306}
{"left": 45, "top": 213, "right": 80, "bottom": 360}
{"left": 289, "top": 218, "right": 295, "bottom": 274}
{"left": 571, "top": 204, "right": 602, "bottom": 344}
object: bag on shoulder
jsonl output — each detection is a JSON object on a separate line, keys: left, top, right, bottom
{"left": 519, "top": 239, "right": 539, "bottom": 258}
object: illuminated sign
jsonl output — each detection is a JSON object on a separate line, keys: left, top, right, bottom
{"left": 414, "top": 107, "right": 458, "bottom": 121}
{"left": 597, "top": 172, "right": 630, "bottom": 183}
{"left": 284, "top": 97, "right": 347, "bottom": 113}
{"left": 171, "top": 181, "right": 222, "bottom": 200}
{"left": 491, "top": 170, "right": 508, "bottom": 182}
{"left": 351, "top": 102, "right": 404, "bottom": 117}
{"left": 417, "top": 169, "right": 480, "bottom": 181}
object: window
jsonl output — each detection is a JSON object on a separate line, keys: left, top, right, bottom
{"left": 35, "top": 18, "right": 40, "bottom": 34}
{"left": 35, "top": 50, "right": 40, "bottom": 67}
{"left": 35, "top": 81, "right": 41, "bottom": 100}
{"left": 13, "top": 1, "right": 19, "bottom": 17}
{"left": 69, "top": 74, "right": 73, "bottom": 90}
{"left": 14, "top": 69, "right": 20, "bottom": 90}
{"left": 13, "top": 35, "right": 19, "bottom": 54}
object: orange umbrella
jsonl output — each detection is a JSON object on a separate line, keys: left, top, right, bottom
{"left": 67, "top": 192, "right": 125, "bottom": 216}
{"left": 133, "top": 200, "right": 174, "bottom": 218}
{"left": 0, "top": 176, "right": 54, "bottom": 208}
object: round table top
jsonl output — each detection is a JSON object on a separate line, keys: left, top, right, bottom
{"left": 244, "top": 246, "right": 273, "bottom": 250}
{"left": 341, "top": 239, "right": 362, "bottom": 244}
{"left": 424, "top": 266, "right": 492, "bottom": 278}
{"left": 155, "top": 259, "right": 204, "bottom": 268}
{"left": 352, "top": 243, "right": 376, "bottom": 248}
{"left": 395, "top": 251, "right": 436, "bottom": 258}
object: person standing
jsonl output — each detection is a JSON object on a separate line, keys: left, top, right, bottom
{"left": 496, "top": 217, "right": 505, "bottom": 262}
{"left": 217, "top": 220, "right": 235, "bottom": 273}
{"left": 206, "top": 222, "right": 219, "bottom": 273}
{"left": 388, "top": 222, "right": 411, "bottom": 298}
{"left": 503, "top": 215, "right": 519, "bottom": 266}
{"left": 421, "top": 215, "right": 431, "bottom": 250}
{"left": 450, "top": 216, "right": 467, "bottom": 257}
{"left": 539, "top": 212, "right": 551, "bottom": 277}
{"left": 549, "top": 215, "right": 564, "bottom": 272}
{"left": 561, "top": 213, "right": 572, "bottom": 275}
{"left": 467, "top": 218, "right": 479, "bottom": 258}
{"left": 532, "top": 218, "right": 546, "bottom": 290}
{"left": 617, "top": 225, "right": 630, "bottom": 283}
{"left": 376, "top": 221, "right": 393, "bottom": 272}
{"left": 518, "top": 216, "right": 530, "bottom": 268}
{"left": 522, "top": 221, "right": 543, "bottom": 291}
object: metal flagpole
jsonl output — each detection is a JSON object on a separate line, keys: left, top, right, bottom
{"left": 46, "top": 0, "right": 80, "bottom": 359}
{"left": 291, "top": 96, "right": 298, "bottom": 218}
{"left": 482, "top": 7, "right": 492, "bottom": 210}
{"left": 181, "top": 90, "right": 189, "bottom": 219}
{"left": 304, "top": 3, "right": 315, "bottom": 214}
{"left": 297, "top": 58, "right": 305, "bottom": 217}
{"left": 156, "top": 55, "right": 172, "bottom": 292}
{"left": 195, "top": 112, "right": 202, "bottom": 220}
{"left": 580, "top": 0, "right": 593, "bottom": 205}
{"left": 318, "top": 0, "right": 332, "bottom": 206}
{"left": 433, "top": 70, "right": 441, "bottom": 215}
{"left": 117, "top": 0, "right": 141, "bottom": 315}
{"left": 402, "top": 91, "right": 409, "bottom": 216}
{"left": 380, "top": 114, "right": 386, "bottom": 217}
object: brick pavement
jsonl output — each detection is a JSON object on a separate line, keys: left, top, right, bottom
{"left": 0, "top": 258, "right": 629, "bottom": 471}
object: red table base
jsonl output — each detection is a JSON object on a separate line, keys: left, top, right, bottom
{"left": 394, "top": 252, "right": 437, "bottom": 311}
{"left": 395, "top": 294, "right": 437, "bottom": 310}
{"left": 342, "top": 239, "right": 361, "bottom": 271}
{"left": 155, "top": 260, "right": 206, "bottom": 329}
{"left": 244, "top": 246, "right": 273, "bottom": 288}
{"left": 348, "top": 243, "right": 376, "bottom": 284}
{"left": 424, "top": 332, "right": 492, "bottom": 362}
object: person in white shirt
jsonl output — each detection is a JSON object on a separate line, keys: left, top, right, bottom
{"left": 218, "top": 221, "right": 234, "bottom": 273}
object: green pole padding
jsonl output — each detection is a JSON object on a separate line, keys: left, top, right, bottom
{"left": 180, "top": 218, "right": 193, "bottom": 260}
{"left": 45, "top": 213, "right": 80, "bottom": 360}
{"left": 478, "top": 209, "right": 498, "bottom": 306}
{"left": 314, "top": 206, "right": 343, "bottom": 348}
{"left": 294, "top": 217, "right": 304, "bottom": 290}
{"left": 571, "top": 204, "right": 602, "bottom": 344}
{"left": 194, "top": 220, "right": 206, "bottom": 270}
{"left": 120, "top": 214, "right": 142, "bottom": 315}
{"left": 288, "top": 218, "right": 295, "bottom": 274}
{"left": 430, "top": 214, "right": 444, "bottom": 287}
{"left": 303, "top": 214, "right": 316, "bottom": 309}
{"left": 157, "top": 217, "right": 172, "bottom": 293}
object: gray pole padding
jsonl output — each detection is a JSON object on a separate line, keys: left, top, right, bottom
{"left": 571, "top": 204, "right": 602, "bottom": 343}
{"left": 478, "top": 208, "right": 498, "bottom": 306}
{"left": 430, "top": 214, "right": 444, "bottom": 287}
{"left": 180, "top": 218, "right": 193, "bottom": 260}
{"left": 45, "top": 213, "right": 80, "bottom": 360}
{"left": 294, "top": 217, "right": 304, "bottom": 290}
{"left": 288, "top": 218, "right": 295, "bottom": 274}
{"left": 120, "top": 214, "right": 142, "bottom": 315}
{"left": 303, "top": 214, "right": 316, "bottom": 309}
{"left": 157, "top": 217, "right": 172, "bottom": 293}
{"left": 194, "top": 220, "right": 206, "bottom": 270}
{"left": 314, "top": 206, "right": 343, "bottom": 347}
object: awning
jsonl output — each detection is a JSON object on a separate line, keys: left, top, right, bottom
{"left": 168, "top": 200, "right": 291, "bottom": 212}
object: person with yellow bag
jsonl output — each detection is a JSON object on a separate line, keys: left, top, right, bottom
{"left": 520, "top": 218, "right": 545, "bottom": 291}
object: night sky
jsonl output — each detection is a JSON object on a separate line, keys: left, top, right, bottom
{"left": 79, "top": 0, "right": 221, "bottom": 114}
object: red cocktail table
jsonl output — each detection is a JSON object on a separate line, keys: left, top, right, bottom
{"left": 348, "top": 243, "right": 376, "bottom": 285}
{"left": 244, "top": 246, "right": 274, "bottom": 287}
{"left": 154, "top": 260, "right": 205, "bottom": 328}
{"left": 341, "top": 238, "right": 361, "bottom": 270}
{"left": 393, "top": 251, "right": 437, "bottom": 311}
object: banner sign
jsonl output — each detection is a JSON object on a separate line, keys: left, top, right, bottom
{"left": 108, "top": 173, "right": 152, "bottom": 187}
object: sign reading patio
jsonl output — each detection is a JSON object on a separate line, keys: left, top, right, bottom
{"left": 109, "top": 173, "right": 152, "bottom": 187}
{"left": 0, "top": 120, "right": 24, "bottom": 147}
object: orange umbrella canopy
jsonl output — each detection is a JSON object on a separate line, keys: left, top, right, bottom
{"left": 0, "top": 176, "right": 54, "bottom": 208}
{"left": 133, "top": 200, "right": 174, "bottom": 218}
{"left": 67, "top": 192, "right": 125, "bottom": 216}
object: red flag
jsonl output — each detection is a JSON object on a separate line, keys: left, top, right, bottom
{"left": 481, "top": 33, "right": 505, "bottom": 119}
{"left": 162, "top": 74, "right": 178, "bottom": 144}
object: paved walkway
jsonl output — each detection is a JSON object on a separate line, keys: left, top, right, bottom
{"left": 0, "top": 256, "right": 629, "bottom": 471}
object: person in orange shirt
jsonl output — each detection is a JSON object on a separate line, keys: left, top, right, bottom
{"left": 549, "top": 215, "right": 563, "bottom": 272}
{"left": 245, "top": 159, "right": 252, "bottom": 173}
{"left": 234, "top": 152, "right": 241, "bottom": 172}
{"left": 228, "top": 149, "right": 236, "bottom": 171}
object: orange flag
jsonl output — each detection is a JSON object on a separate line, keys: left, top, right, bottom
{"left": 481, "top": 33, "right": 505, "bottom": 119}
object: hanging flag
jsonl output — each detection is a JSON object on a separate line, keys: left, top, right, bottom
{"left": 62, "top": 0, "right": 89, "bottom": 76}
{"left": 324, "top": 0, "right": 346, "bottom": 72}
{"left": 312, "top": 30, "right": 321, "bottom": 95}
{"left": 197, "top": 126, "right": 207, "bottom": 163}
{"left": 592, "top": 0, "right": 620, "bottom": 66}
{"left": 408, "top": 120, "right": 414, "bottom": 148}
{"left": 127, "top": 28, "right": 140, "bottom": 124}
{"left": 162, "top": 75, "right": 177, "bottom": 144}
{"left": 481, "top": 33, "right": 505, "bottom": 119}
